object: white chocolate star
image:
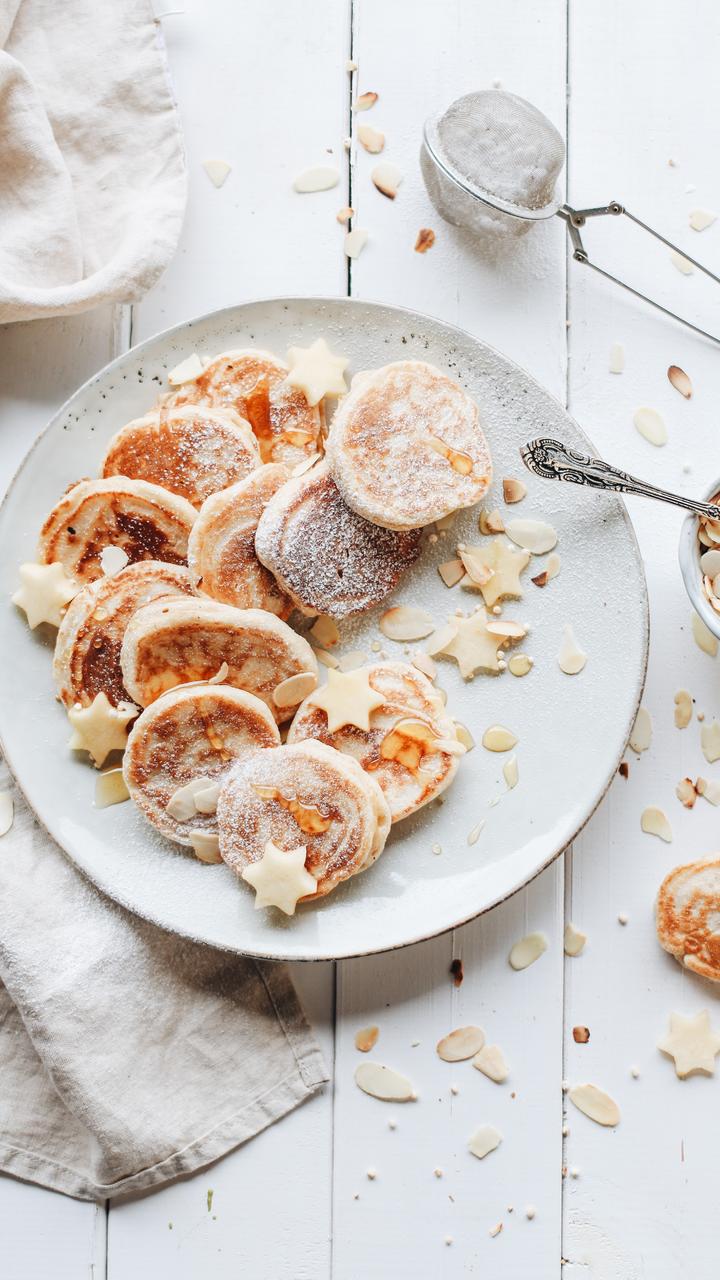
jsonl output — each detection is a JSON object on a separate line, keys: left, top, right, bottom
{"left": 242, "top": 840, "right": 317, "bottom": 915}
{"left": 658, "top": 1010, "right": 720, "bottom": 1078}
{"left": 307, "top": 667, "right": 385, "bottom": 731}
{"left": 460, "top": 539, "right": 530, "bottom": 608}
{"left": 68, "top": 693, "right": 137, "bottom": 768}
{"left": 12, "top": 561, "right": 79, "bottom": 629}
{"left": 286, "top": 338, "right": 348, "bottom": 407}
{"left": 434, "top": 612, "right": 526, "bottom": 679}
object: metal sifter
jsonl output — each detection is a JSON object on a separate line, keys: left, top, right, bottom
{"left": 421, "top": 89, "right": 720, "bottom": 345}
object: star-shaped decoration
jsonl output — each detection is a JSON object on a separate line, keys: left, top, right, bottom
{"left": 658, "top": 1010, "right": 720, "bottom": 1078}
{"left": 12, "top": 561, "right": 79, "bottom": 629}
{"left": 242, "top": 840, "right": 317, "bottom": 915}
{"left": 431, "top": 611, "right": 526, "bottom": 679}
{"left": 68, "top": 693, "right": 137, "bottom": 768}
{"left": 286, "top": 338, "right": 348, "bottom": 407}
{"left": 460, "top": 539, "right": 530, "bottom": 608}
{"left": 307, "top": 667, "right": 385, "bottom": 731}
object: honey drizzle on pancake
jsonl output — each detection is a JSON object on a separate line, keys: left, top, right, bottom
{"left": 376, "top": 717, "right": 440, "bottom": 777}
{"left": 252, "top": 784, "right": 333, "bottom": 834}
{"left": 426, "top": 434, "right": 474, "bottom": 475}
{"left": 244, "top": 376, "right": 273, "bottom": 442}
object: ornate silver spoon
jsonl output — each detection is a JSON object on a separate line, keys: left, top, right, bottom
{"left": 520, "top": 438, "right": 720, "bottom": 521}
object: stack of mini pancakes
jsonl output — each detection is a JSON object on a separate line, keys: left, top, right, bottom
{"left": 18, "top": 346, "right": 493, "bottom": 915}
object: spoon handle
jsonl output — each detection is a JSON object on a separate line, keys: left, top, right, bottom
{"left": 520, "top": 437, "right": 720, "bottom": 521}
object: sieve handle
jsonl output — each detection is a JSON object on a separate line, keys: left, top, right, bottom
{"left": 559, "top": 202, "right": 720, "bottom": 346}
{"left": 520, "top": 437, "right": 720, "bottom": 520}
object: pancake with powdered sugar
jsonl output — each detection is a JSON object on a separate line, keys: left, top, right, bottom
{"left": 656, "top": 856, "right": 720, "bottom": 982}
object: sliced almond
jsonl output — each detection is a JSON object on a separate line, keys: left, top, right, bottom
{"left": 503, "top": 755, "right": 519, "bottom": 790}
{"left": 167, "top": 776, "right": 215, "bottom": 822}
{"left": 0, "top": 790, "right": 15, "bottom": 836}
{"left": 689, "top": 208, "right": 716, "bottom": 232}
{"left": 355, "top": 1025, "right": 379, "bottom": 1053}
{"left": 502, "top": 478, "right": 527, "bottom": 504}
{"left": 486, "top": 619, "right": 525, "bottom": 639}
{"left": 425, "top": 621, "right": 459, "bottom": 657}
{"left": 311, "top": 616, "right": 340, "bottom": 648}
{"left": 676, "top": 777, "right": 698, "bottom": 808}
{"left": 414, "top": 227, "right": 436, "bottom": 253}
{"left": 640, "top": 806, "right": 672, "bottom": 842}
{"left": 505, "top": 518, "right": 557, "bottom": 555}
{"left": 629, "top": 705, "right": 652, "bottom": 753}
{"left": 473, "top": 1044, "right": 509, "bottom": 1083}
{"left": 357, "top": 125, "right": 384, "bottom": 155}
{"left": 479, "top": 508, "right": 505, "bottom": 535}
{"left": 312, "top": 646, "right": 340, "bottom": 669}
{"left": 454, "top": 722, "right": 475, "bottom": 751}
{"left": 609, "top": 342, "right": 625, "bottom": 374}
{"left": 564, "top": 923, "right": 587, "bottom": 957}
{"left": 168, "top": 352, "right": 204, "bottom": 386}
{"left": 273, "top": 671, "right": 318, "bottom": 709}
{"left": 345, "top": 227, "right": 369, "bottom": 259}
{"left": 293, "top": 166, "right": 340, "bottom": 193}
{"left": 371, "top": 162, "right": 403, "bottom": 199}
{"left": 100, "top": 545, "right": 129, "bottom": 577}
{"left": 379, "top": 605, "right": 435, "bottom": 642}
{"left": 558, "top": 624, "right": 587, "bottom": 675}
{"left": 355, "top": 1062, "right": 416, "bottom": 1102}
{"left": 633, "top": 407, "right": 667, "bottom": 447}
{"left": 546, "top": 552, "right": 561, "bottom": 580}
{"left": 411, "top": 651, "right": 437, "bottom": 680}
{"left": 436, "top": 1026, "right": 485, "bottom": 1062}
{"left": 696, "top": 776, "right": 720, "bottom": 805}
{"left": 573, "top": 1026, "right": 591, "bottom": 1044}
{"left": 701, "top": 719, "right": 720, "bottom": 763}
{"left": 482, "top": 725, "right": 517, "bottom": 752}
{"left": 531, "top": 571, "right": 548, "bottom": 588}
{"left": 291, "top": 453, "right": 321, "bottom": 478}
{"left": 458, "top": 545, "right": 492, "bottom": 586}
{"left": 467, "top": 820, "right": 485, "bottom": 845}
{"left": 202, "top": 158, "right": 231, "bottom": 188}
{"left": 438, "top": 559, "right": 464, "bottom": 588}
{"left": 568, "top": 1083, "right": 620, "bottom": 1127}
{"left": 336, "top": 206, "right": 355, "bottom": 224}
{"left": 338, "top": 649, "right": 367, "bottom": 672}
{"left": 468, "top": 1124, "right": 502, "bottom": 1160}
{"left": 668, "top": 365, "right": 692, "bottom": 398}
{"left": 508, "top": 653, "right": 533, "bottom": 678}
{"left": 353, "top": 91, "right": 378, "bottom": 111}
{"left": 674, "top": 689, "right": 692, "bottom": 729}
{"left": 509, "top": 931, "right": 547, "bottom": 970}
{"left": 188, "top": 831, "right": 222, "bottom": 864}
{"left": 670, "top": 249, "right": 694, "bottom": 275}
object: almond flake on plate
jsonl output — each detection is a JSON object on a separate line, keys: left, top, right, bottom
{"left": 371, "top": 162, "right": 403, "bottom": 199}
{"left": 629, "top": 705, "right": 652, "bottom": 752}
{"left": 293, "top": 166, "right": 340, "bottom": 193}
{"left": 336, "top": 206, "right": 355, "bottom": 224}
{"left": 425, "top": 621, "right": 459, "bottom": 657}
{"left": 676, "top": 777, "right": 698, "bottom": 808}
{"left": 338, "top": 649, "right": 368, "bottom": 672}
{"left": 668, "top": 365, "right": 692, "bottom": 398}
{"left": 508, "top": 653, "right": 532, "bottom": 677}
{"left": 696, "top": 776, "right": 720, "bottom": 805}
{"left": 355, "top": 1062, "right": 416, "bottom": 1102}
{"left": 502, "top": 477, "right": 527, "bottom": 504}
{"left": 272, "top": 671, "right": 318, "bottom": 708}
{"left": 509, "top": 931, "right": 547, "bottom": 970}
{"left": 379, "top": 605, "right": 434, "bottom": 642}
{"left": 564, "top": 923, "right": 587, "bottom": 956}
{"left": 568, "top": 1083, "right": 620, "bottom": 1126}
{"left": 467, "top": 820, "right": 485, "bottom": 845}
{"left": 489, "top": 1223, "right": 503, "bottom": 1238}
{"left": 546, "top": 552, "right": 560, "bottom": 580}
{"left": 468, "top": 1124, "right": 502, "bottom": 1160}
{"left": 674, "top": 689, "right": 692, "bottom": 728}
{"left": 414, "top": 227, "right": 435, "bottom": 253}
{"left": 436, "top": 1026, "right": 485, "bottom": 1061}
{"left": 609, "top": 342, "right": 625, "bottom": 373}
{"left": 689, "top": 208, "right": 716, "bottom": 232}
{"left": 202, "top": 158, "right": 231, "bottom": 188}
{"left": 0, "top": 791, "right": 14, "bottom": 837}
{"left": 438, "top": 559, "right": 464, "bottom": 588}
{"left": 503, "top": 755, "right": 519, "bottom": 790}
{"left": 312, "top": 646, "right": 340, "bottom": 669}
{"left": 411, "top": 651, "right": 437, "bottom": 679}
{"left": 188, "top": 831, "right": 223, "bottom": 864}
{"left": 473, "top": 1044, "right": 509, "bottom": 1083}
{"left": 357, "top": 125, "right": 384, "bottom": 154}
{"left": 700, "top": 718, "right": 720, "bottom": 762}
{"left": 167, "top": 352, "right": 204, "bottom": 386}
{"left": 482, "top": 724, "right": 517, "bottom": 752}
{"left": 355, "top": 1025, "right": 379, "bottom": 1053}
{"left": 344, "top": 228, "right": 369, "bottom": 259}
{"left": 479, "top": 508, "right": 505, "bottom": 535}
{"left": 670, "top": 249, "right": 694, "bottom": 274}
{"left": 505, "top": 518, "right": 557, "bottom": 555}
{"left": 640, "top": 806, "right": 672, "bottom": 841}
{"left": 353, "top": 91, "right": 378, "bottom": 111}
{"left": 558, "top": 624, "right": 587, "bottom": 675}
{"left": 100, "top": 545, "right": 129, "bottom": 577}
{"left": 633, "top": 407, "right": 667, "bottom": 446}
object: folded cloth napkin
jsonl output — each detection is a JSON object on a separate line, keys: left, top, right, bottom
{"left": 0, "top": 762, "right": 328, "bottom": 1200}
{"left": 0, "top": 0, "right": 186, "bottom": 323}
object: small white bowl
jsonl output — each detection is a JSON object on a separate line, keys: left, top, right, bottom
{"left": 678, "top": 477, "right": 720, "bottom": 638}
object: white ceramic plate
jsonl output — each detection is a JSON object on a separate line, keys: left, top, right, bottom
{"left": 0, "top": 298, "right": 648, "bottom": 961}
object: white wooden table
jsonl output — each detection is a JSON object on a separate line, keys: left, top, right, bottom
{"left": 3, "top": 2, "right": 720, "bottom": 1275}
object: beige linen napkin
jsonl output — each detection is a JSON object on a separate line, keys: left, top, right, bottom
{"left": 0, "top": 763, "right": 328, "bottom": 1200}
{"left": 0, "top": 0, "right": 186, "bottom": 323}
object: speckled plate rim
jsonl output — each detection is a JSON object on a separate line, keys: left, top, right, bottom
{"left": 0, "top": 296, "right": 649, "bottom": 961}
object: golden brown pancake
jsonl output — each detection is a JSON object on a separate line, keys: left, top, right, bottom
{"left": 254, "top": 461, "right": 421, "bottom": 618}
{"left": 217, "top": 739, "right": 391, "bottom": 899}
{"left": 53, "top": 561, "right": 196, "bottom": 709}
{"left": 101, "top": 404, "right": 260, "bottom": 508}
{"left": 187, "top": 463, "right": 292, "bottom": 617}
{"left": 656, "top": 857, "right": 720, "bottom": 982}
{"left": 38, "top": 477, "right": 196, "bottom": 585}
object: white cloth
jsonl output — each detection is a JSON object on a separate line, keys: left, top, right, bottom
{"left": 0, "top": 765, "right": 328, "bottom": 1200}
{"left": 0, "top": 0, "right": 186, "bottom": 323}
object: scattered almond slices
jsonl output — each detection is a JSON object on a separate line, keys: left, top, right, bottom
{"left": 609, "top": 342, "right": 625, "bottom": 374}
{"left": 468, "top": 1124, "right": 502, "bottom": 1160}
{"left": 640, "top": 805, "right": 673, "bottom": 842}
{"left": 467, "top": 819, "right": 485, "bottom": 845}
{"left": 338, "top": 650, "right": 368, "bottom": 672}
{"left": 629, "top": 705, "right": 652, "bottom": 753}
{"left": 414, "top": 227, "right": 436, "bottom": 253}
{"left": 696, "top": 776, "right": 720, "bottom": 806}
{"left": 273, "top": 671, "right": 318, "bottom": 709}
{"left": 633, "top": 406, "right": 667, "bottom": 446}
{"left": 564, "top": 922, "right": 587, "bottom": 957}
{"left": 502, "top": 477, "right": 527, "bottom": 504}
{"left": 355, "top": 1062, "right": 416, "bottom": 1102}
{"left": 355, "top": 1025, "right": 379, "bottom": 1053}
{"left": 505, "top": 518, "right": 557, "bottom": 555}
{"left": 546, "top": 552, "right": 560, "bottom": 580}
{"left": 676, "top": 777, "right": 698, "bottom": 808}
{"left": 371, "top": 162, "right": 403, "bottom": 199}
{"left": 167, "top": 775, "right": 215, "bottom": 822}
{"left": 438, "top": 558, "right": 464, "bottom": 588}
{"left": 0, "top": 790, "right": 14, "bottom": 837}
{"left": 293, "top": 166, "right": 340, "bottom": 193}
{"left": 202, "top": 158, "right": 231, "bottom": 188}
{"left": 353, "top": 91, "right": 378, "bottom": 111}
{"left": 568, "top": 1083, "right": 620, "bottom": 1127}
{"left": 700, "top": 718, "right": 720, "bottom": 763}
{"left": 691, "top": 611, "right": 718, "bottom": 656}
{"left": 168, "top": 352, "right": 204, "bottom": 386}
{"left": 310, "top": 616, "right": 340, "bottom": 648}
{"left": 670, "top": 249, "right": 694, "bottom": 275}
{"left": 357, "top": 125, "right": 384, "bottom": 155}
{"left": 336, "top": 206, "right": 354, "bottom": 224}
{"left": 482, "top": 725, "right": 517, "bottom": 753}
{"left": 674, "top": 689, "right": 692, "bottom": 728}
{"left": 189, "top": 831, "right": 223, "bottom": 864}
{"left": 312, "top": 645, "right": 340, "bottom": 669}
{"left": 503, "top": 755, "right": 519, "bottom": 790}
{"left": 100, "top": 545, "right": 129, "bottom": 577}
{"left": 700, "top": 549, "right": 720, "bottom": 577}
{"left": 345, "top": 227, "right": 369, "bottom": 259}
{"left": 411, "top": 651, "right": 437, "bottom": 680}
{"left": 473, "top": 1044, "right": 509, "bottom": 1083}
{"left": 558, "top": 624, "right": 587, "bottom": 675}
{"left": 689, "top": 208, "right": 716, "bottom": 232}
{"left": 436, "top": 1026, "right": 485, "bottom": 1062}
{"left": 478, "top": 507, "right": 505, "bottom": 535}
{"left": 668, "top": 365, "right": 692, "bottom": 398}
{"left": 379, "top": 605, "right": 435, "bottom": 642}
{"left": 509, "top": 931, "right": 547, "bottom": 971}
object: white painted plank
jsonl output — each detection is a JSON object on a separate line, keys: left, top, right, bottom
{"left": 333, "top": 1, "right": 568, "bottom": 1275}
{"left": 565, "top": 1, "right": 720, "bottom": 1274}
